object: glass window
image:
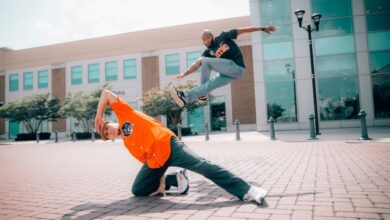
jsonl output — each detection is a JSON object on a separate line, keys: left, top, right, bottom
{"left": 23, "top": 72, "right": 33, "bottom": 90}
{"left": 88, "top": 64, "right": 99, "bottom": 83}
{"left": 188, "top": 106, "right": 205, "bottom": 133}
{"left": 370, "top": 50, "right": 390, "bottom": 74}
{"left": 365, "top": 0, "right": 390, "bottom": 14}
{"left": 123, "top": 59, "right": 137, "bottom": 79}
{"left": 165, "top": 54, "right": 180, "bottom": 75}
{"left": 9, "top": 73, "right": 18, "bottom": 92}
{"left": 38, "top": 70, "right": 48, "bottom": 89}
{"left": 210, "top": 96, "right": 226, "bottom": 131}
{"left": 311, "top": 0, "right": 352, "bottom": 18}
{"left": 264, "top": 59, "right": 295, "bottom": 82}
{"left": 372, "top": 73, "right": 390, "bottom": 118}
{"left": 314, "top": 18, "right": 354, "bottom": 38}
{"left": 105, "top": 61, "right": 118, "bottom": 81}
{"left": 314, "top": 35, "right": 355, "bottom": 56}
{"left": 263, "top": 41, "right": 293, "bottom": 60}
{"left": 316, "top": 54, "right": 357, "bottom": 78}
{"left": 318, "top": 77, "right": 360, "bottom": 120}
{"left": 71, "top": 66, "right": 82, "bottom": 85}
{"left": 266, "top": 81, "right": 297, "bottom": 122}
{"left": 187, "top": 51, "right": 201, "bottom": 71}
{"left": 260, "top": 0, "right": 291, "bottom": 26}
{"left": 368, "top": 31, "right": 390, "bottom": 51}
{"left": 262, "top": 24, "right": 292, "bottom": 43}
{"left": 366, "top": 14, "right": 390, "bottom": 32}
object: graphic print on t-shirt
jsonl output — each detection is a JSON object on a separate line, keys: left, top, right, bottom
{"left": 121, "top": 121, "right": 134, "bottom": 138}
{"left": 215, "top": 43, "right": 230, "bottom": 58}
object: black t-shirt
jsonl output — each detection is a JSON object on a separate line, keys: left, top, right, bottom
{"left": 202, "top": 29, "right": 245, "bottom": 68}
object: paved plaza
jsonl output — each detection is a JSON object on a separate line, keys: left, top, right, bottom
{"left": 0, "top": 128, "right": 390, "bottom": 220}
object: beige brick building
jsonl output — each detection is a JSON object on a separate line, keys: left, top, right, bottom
{"left": 0, "top": 17, "right": 258, "bottom": 139}
{"left": 2, "top": 0, "right": 390, "bottom": 139}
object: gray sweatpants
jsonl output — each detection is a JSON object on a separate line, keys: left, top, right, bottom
{"left": 131, "top": 137, "right": 250, "bottom": 199}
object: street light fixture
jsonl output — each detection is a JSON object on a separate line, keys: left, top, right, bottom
{"left": 294, "top": 9, "right": 305, "bottom": 27}
{"left": 294, "top": 9, "right": 322, "bottom": 135}
{"left": 311, "top": 13, "right": 322, "bottom": 31}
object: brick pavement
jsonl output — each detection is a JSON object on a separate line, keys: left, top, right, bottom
{"left": 0, "top": 138, "right": 390, "bottom": 220}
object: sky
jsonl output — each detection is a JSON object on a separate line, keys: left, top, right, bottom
{"left": 0, "top": 0, "right": 250, "bottom": 50}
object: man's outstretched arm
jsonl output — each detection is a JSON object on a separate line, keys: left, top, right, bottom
{"left": 172, "top": 56, "right": 203, "bottom": 80}
{"left": 237, "top": 26, "right": 276, "bottom": 35}
{"left": 95, "top": 90, "right": 118, "bottom": 133}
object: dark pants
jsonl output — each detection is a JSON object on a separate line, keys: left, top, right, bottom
{"left": 131, "top": 137, "right": 250, "bottom": 199}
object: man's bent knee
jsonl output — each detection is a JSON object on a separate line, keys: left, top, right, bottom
{"left": 131, "top": 185, "right": 149, "bottom": 197}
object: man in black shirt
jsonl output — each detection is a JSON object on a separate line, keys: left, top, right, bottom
{"left": 170, "top": 26, "right": 275, "bottom": 107}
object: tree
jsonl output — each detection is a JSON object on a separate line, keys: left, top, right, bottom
{"left": 0, "top": 93, "right": 61, "bottom": 134}
{"left": 141, "top": 81, "right": 210, "bottom": 127}
{"left": 267, "top": 103, "right": 285, "bottom": 121}
{"left": 59, "top": 84, "right": 112, "bottom": 132}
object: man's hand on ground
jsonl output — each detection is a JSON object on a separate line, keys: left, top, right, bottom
{"left": 149, "top": 175, "right": 166, "bottom": 197}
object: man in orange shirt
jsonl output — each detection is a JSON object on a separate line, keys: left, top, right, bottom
{"left": 95, "top": 89, "right": 267, "bottom": 204}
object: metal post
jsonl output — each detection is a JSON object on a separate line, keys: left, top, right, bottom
{"left": 91, "top": 129, "right": 95, "bottom": 142}
{"left": 177, "top": 123, "right": 182, "bottom": 140}
{"left": 358, "top": 110, "right": 372, "bottom": 140}
{"left": 308, "top": 114, "right": 318, "bottom": 140}
{"left": 308, "top": 26, "right": 321, "bottom": 135}
{"left": 72, "top": 131, "right": 76, "bottom": 142}
{"left": 36, "top": 132, "right": 40, "bottom": 143}
{"left": 234, "top": 119, "right": 240, "bottom": 141}
{"left": 204, "top": 122, "right": 209, "bottom": 141}
{"left": 55, "top": 131, "right": 58, "bottom": 143}
{"left": 268, "top": 117, "right": 275, "bottom": 140}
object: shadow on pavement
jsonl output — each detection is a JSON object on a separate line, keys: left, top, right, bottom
{"left": 61, "top": 180, "right": 319, "bottom": 219}
{"left": 61, "top": 197, "right": 244, "bottom": 220}
{"left": 61, "top": 180, "right": 271, "bottom": 219}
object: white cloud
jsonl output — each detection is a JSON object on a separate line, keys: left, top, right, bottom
{"left": 1, "top": 0, "right": 249, "bottom": 49}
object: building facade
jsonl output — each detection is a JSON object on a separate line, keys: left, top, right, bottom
{"left": 0, "top": 0, "right": 389, "bottom": 139}
{"left": 250, "top": 0, "right": 390, "bottom": 131}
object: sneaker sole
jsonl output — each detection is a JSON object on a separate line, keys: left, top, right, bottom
{"left": 179, "top": 169, "right": 189, "bottom": 195}
{"left": 258, "top": 191, "right": 267, "bottom": 205}
{"left": 169, "top": 86, "right": 185, "bottom": 108}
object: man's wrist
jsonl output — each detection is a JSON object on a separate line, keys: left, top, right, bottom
{"left": 260, "top": 27, "right": 266, "bottom": 32}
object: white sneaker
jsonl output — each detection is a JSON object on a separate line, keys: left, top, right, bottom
{"left": 245, "top": 185, "right": 267, "bottom": 205}
{"left": 176, "top": 169, "right": 189, "bottom": 194}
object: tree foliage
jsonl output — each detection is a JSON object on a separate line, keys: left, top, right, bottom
{"left": 0, "top": 93, "right": 61, "bottom": 133}
{"left": 141, "top": 80, "right": 211, "bottom": 127}
{"left": 267, "top": 103, "right": 285, "bottom": 121}
{"left": 59, "top": 84, "right": 112, "bottom": 132}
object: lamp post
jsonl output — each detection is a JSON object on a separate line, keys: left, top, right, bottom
{"left": 285, "top": 63, "right": 298, "bottom": 122}
{"left": 294, "top": 9, "right": 322, "bottom": 135}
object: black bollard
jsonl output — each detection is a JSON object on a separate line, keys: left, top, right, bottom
{"left": 55, "top": 131, "right": 58, "bottom": 143}
{"left": 91, "top": 129, "right": 95, "bottom": 142}
{"left": 308, "top": 115, "right": 318, "bottom": 140}
{"left": 177, "top": 123, "right": 182, "bottom": 140}
{"left": 358, "top": 110, "right": 372, "bottom": 140}
{"left": 204, "top": 122, "right": 209, "bottom": 141}
{"left": 36, "top": 132, "right": 40, "bottom": 143}
{"left": 72, "top": 131, "right": 76, "bottom": 142}
{"left": 268, "top": 117, "right": 276, "bottom": 140}
{"left": 234, "top": 119, "right": 240, "bottom": 141}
